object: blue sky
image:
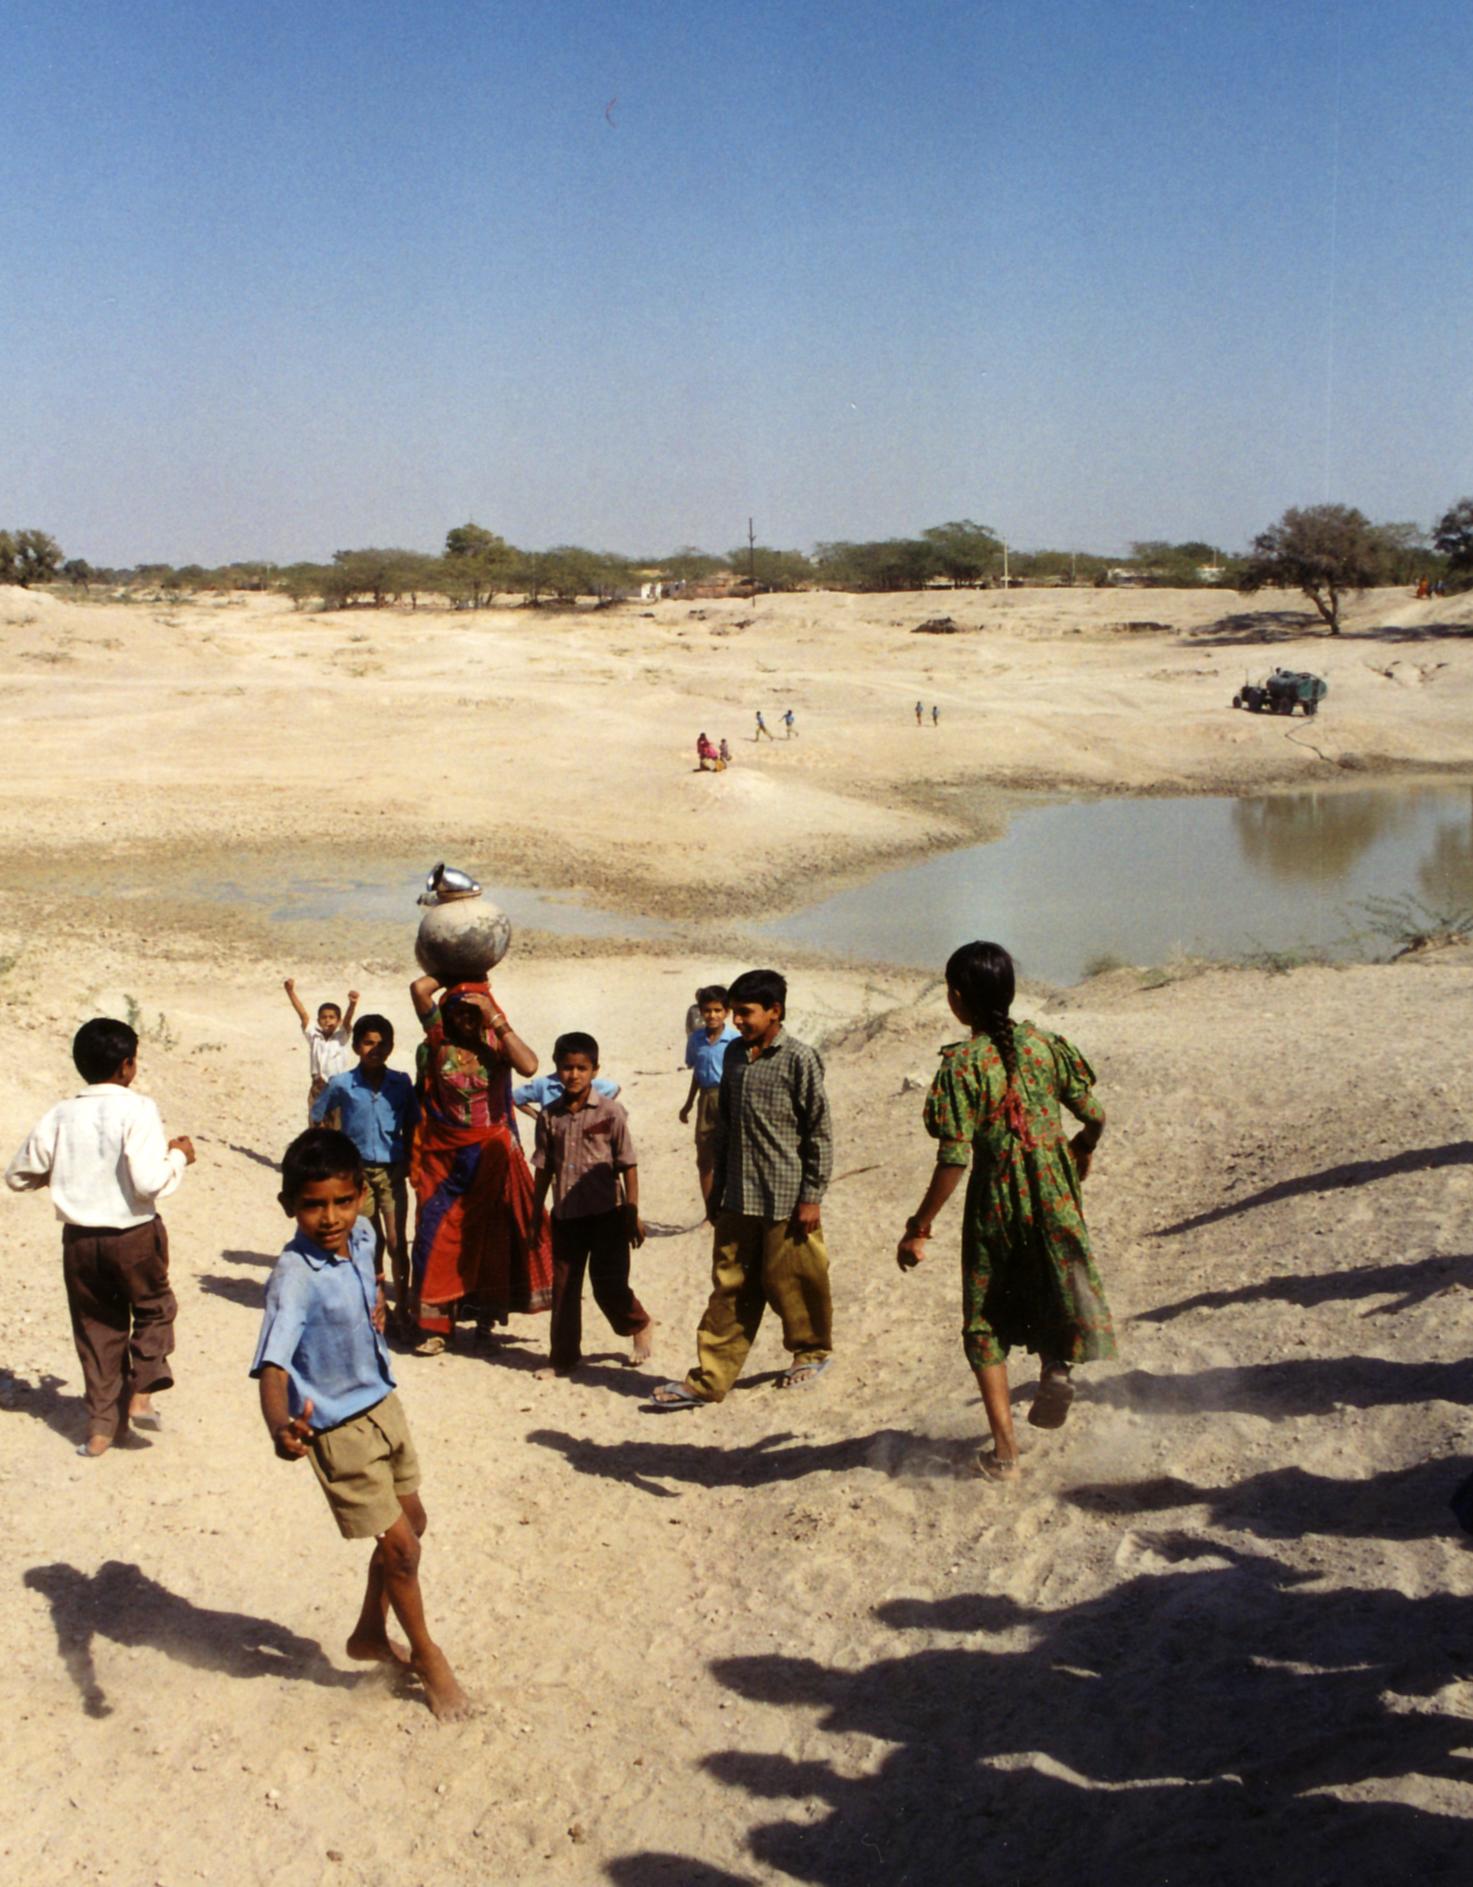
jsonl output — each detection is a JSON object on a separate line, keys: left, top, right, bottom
{"left": 4, "top": 0, "right": 1470, "bottom": 565}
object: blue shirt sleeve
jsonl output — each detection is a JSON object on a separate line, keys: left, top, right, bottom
{"left": 309, "top": 1072, "right": 346, "bottom": 1124}
{"left": 593, "top": 1076, "right": 620, "bottom": 1097}
{"left": 685, "top": 1031, "right": 700, "bottom": 1069}
{"left": 250, "top": 1258, "right": 309, "bottom": 1381}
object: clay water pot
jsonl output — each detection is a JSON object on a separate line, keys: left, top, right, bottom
{"left": 414, "top": 866, "right": 511, "bottom": 984}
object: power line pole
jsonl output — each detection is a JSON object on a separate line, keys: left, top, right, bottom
{"left": 747, "top": 517, "right": 757, "bottom": 594}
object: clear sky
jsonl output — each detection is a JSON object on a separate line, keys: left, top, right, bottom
{"left": 4, "top": 0, "right": 1471, "bottom": 566}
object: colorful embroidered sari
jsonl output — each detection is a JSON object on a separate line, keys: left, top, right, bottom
{"left": 409, "top": 989, "right": 552, "bottom": 1334}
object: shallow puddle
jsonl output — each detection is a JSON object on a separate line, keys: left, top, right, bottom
{"left": 759, "top": 784, "right": 1473, "bottom": 984}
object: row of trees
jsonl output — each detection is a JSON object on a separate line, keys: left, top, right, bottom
{"left": 14, "top": 502, "right": 1473, "bottom": 624}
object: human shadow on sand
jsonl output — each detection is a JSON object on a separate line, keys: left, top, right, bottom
{"left": 527, "top": 1427, "right": 977, "bottom": 1498}
{"left": 1063, "top": 1456, "right": 1472, "bottom": 1544}
{"left": 604, "top": 1546, "right": 1473, "bottom": 1884}
{"left": 2, "top": 1368, "right": 87, "bottom": 1443}
{"left": 198, "top": 1274, "right": 266, "bottom": 1310}
{"left": 1138, "top": 1250, "right": 1473, "bottom": 1324}
{"left": 220, "top": 1247, "right": 277, "bottom": 1269}
{"left": 1155, "top": 1141, "right": 1473, "bottom": 1235}
{"left": 24, "top": 1560, "right": 357, "bottom": 1719}
{"left": 1094, "top": 1355, "right": 1473, "bottom": 1419}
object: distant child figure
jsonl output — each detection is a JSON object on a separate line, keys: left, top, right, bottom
{"left": 915, "top": 700, "right": 924, "bottom": 725}
{"left": 931, "top": 704, "right": 940, "bottom": 726}
{"left": 6, "top": 1017, "right": 195, "bottom": 1456}
{"left": 513, "top": 1068, "right": 621, "bottom": 1120}
{"left": 719, "top": 737, "right": 732, "bottom": 766}
{"left": 783, "top": 708, "right": 797, "bottom": 738}
{"left": 679, "top": 984, "right": 739, "bottom": 1205}
{"left": 312, "top": 1015, "right": 418, "bottom": 1334}
{"left": 697, "top": 732, "right": 720, "bottom": 771}
{"left": 532, "top": 1033, "right": 652, "bottom": 1378}
{"left": 284, "top": 978, "right": 359, "bottom": 1123}
{"left": 755, "top": 711, "right": 774, "bottom": 740}
{"left": 651, "top": 968, "right": 833, "bottom": 1408}
{"left": 252, "top": 1127, "right": 468, "bottom": 1719}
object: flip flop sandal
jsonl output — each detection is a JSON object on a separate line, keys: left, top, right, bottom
{"left": 778, "top": 1356, "right": 833, "bottom": 1390}
{"left": 412, "top": 1336, "right": 447, "bottom": 1358}
{"left": 645, "top": 1381, "right": 708, "bottom": 1411}
{"left": 975, "top": 1450, "right": 1020, "bottom": 1481}
{"left": 1028, "top": 1371, "right": 1076, "bottom": 1429}
{"left": 130, "top": 1409, "right": 164, "bottom": 1432}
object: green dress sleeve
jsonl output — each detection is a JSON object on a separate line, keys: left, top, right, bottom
{"left": 924, "top": 1042, "right": 982, "bottom": 1168}
{"left": 1050, "top": 1033, "right": 1105, "bottom": 1130}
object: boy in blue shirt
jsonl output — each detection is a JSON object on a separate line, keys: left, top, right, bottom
{"left": 512, "top": 1068, "right": 620, "bottom": 1120}
{"left": 312, "top": 1015, "right": 417, "bottom": 1335}
{"left": 251, "top": 1128, "right": 468, "bottom": 1720}
{"left": 679, "top": 985, "right": 738, "bottom": 1205}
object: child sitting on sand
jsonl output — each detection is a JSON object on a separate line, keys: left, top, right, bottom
{"left": 532, "top": 1033, "right": 651, "bottom": 1379}
{"left": 6, "top": 1017, "right": 195, "bottom": 1456}
{"left": 283, "top": 978, "right": 358, "bottom": 1122}
{"left": 251, "top": 1127, "right": 469, "bottom": 1720}
{"left": 679, "top": 985, "right": 738, "bottom": 1206}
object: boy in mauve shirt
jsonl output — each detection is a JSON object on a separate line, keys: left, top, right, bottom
{"left": 532, "top": 1032, "right": 652, "bottom": 1379}
{"left": 6, "top": 1017, "right": 195, "bottom": 1457}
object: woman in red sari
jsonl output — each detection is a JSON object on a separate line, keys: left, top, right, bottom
{"left": 407, "top": 975, "right": 552, "bottom": 1354}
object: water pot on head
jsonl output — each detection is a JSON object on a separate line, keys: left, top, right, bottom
{"left": 414, "top": 862, "right": 511, "bottom": 984}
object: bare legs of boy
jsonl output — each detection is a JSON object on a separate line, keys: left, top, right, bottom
{"left": 345, "top": 1492, "right": 470, "bottom": 1721}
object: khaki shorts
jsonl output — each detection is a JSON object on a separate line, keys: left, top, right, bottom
{"left": 309, "top": 1391, "right": 421, "bottom": 1539}
{"left": 693, "top": 1085, "right": 722, "bottom": 1151}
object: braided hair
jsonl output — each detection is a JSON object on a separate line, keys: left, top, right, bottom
{"left": 945, "top": 941, "right": 1033, "bottom": 1144}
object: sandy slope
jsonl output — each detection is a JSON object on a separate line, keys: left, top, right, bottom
{"left": 3, "top": 582, "right": 1473, "bottom": 1885}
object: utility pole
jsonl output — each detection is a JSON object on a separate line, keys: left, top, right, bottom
{"left": 1002, "top": 540, "right": 1010, "bottom": 589}
{"left": 747, "top": 517, "right": 757, "bottom": 594}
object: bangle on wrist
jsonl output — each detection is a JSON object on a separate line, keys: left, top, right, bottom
{"left": 905, "top": 1215, "right": 932, "bottom": 1239}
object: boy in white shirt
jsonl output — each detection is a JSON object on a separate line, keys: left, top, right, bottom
{"left": 6, "top": 1017, "right": 195, "bottom": 1457}
{"left": 283, "top": 977, "right": 358, "bottom": 1122}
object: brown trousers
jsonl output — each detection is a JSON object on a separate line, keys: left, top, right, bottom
{"left": 61, "top": 1218, "right": 176, "bottom": 1438}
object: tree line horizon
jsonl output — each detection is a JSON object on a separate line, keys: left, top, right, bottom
{"left": 6, "top": 500, "right": 1473, "bottom": 634}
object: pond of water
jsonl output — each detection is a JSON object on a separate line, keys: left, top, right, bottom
{"left": 204, "top": 875, "right": 666, "bottom": 941}
{"left": 758, "top": 784, "right": 1473, "bottom": 985}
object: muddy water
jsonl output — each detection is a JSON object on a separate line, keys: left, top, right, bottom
{"left": 758, "top": 784, "right": 1473, "bottom": 984}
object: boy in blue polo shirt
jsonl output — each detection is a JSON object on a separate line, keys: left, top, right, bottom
{"left": 252, "top": 1128, "right": 468, "bottom": 1720}
{"left": 312, "top": 1014, "right": 417, "bottom": 1334}
{"left": 679, "top": 985, "right": 738, "bottom": 1205}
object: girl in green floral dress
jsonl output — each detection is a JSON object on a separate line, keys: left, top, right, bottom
{"left": 896, "top": 940, "right": 1115, "bottom": 1479}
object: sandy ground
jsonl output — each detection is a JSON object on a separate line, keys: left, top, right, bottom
{"left": 3, "top": 582, "right": 1473, "bottom": 1885}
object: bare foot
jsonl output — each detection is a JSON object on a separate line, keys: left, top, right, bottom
{"left": 630, "top": 1323, "right": 654, "bottom": 1364}
{"left": 533, "top": 1365, "right": 575, "bottom": 1381}
{"left": 414, "top": 1644, "right": 473, "bottom": 1721}
{"left": 346, "top": 1629, "right": 411, "bottom": 1667}
{"left": 78, "top": 1434, "right": 113, "bottom": 1458}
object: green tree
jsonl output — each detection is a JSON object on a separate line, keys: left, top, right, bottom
{"left": 1238, "top": 504, "right": 1384, "bottom": 634}
{"left": 443, "top": 521, "right": 512, "bottom": 607}
{"left": 813, "top": 538, "right": 940, "bottom": 592}
{"left": 660, "top": 546, "right": 726, "bottom": 585}
{"left": 920, "top": 519, "right": 1002, "bottom": 586}
{"left": 1432, "top": 499, "right": 1473, "bottom": 579}
{"left": 60, "top": 558, "right": 94, "bottom": 590}
{"left": 725, "top": 545, "right": 813, "bottom": 591}
{"left": 8, "top": 528, "right": 63, "bottom": 587}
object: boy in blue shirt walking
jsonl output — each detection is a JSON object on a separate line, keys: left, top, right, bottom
{"left": 312, "top": 1014, "right": 417, "bottom": 1334}
{"left": 252, "top": 1128, "right": 468, "bottom": 1720}
{"left": 679, "top": 985, "right": 738, "bottom": 1206}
